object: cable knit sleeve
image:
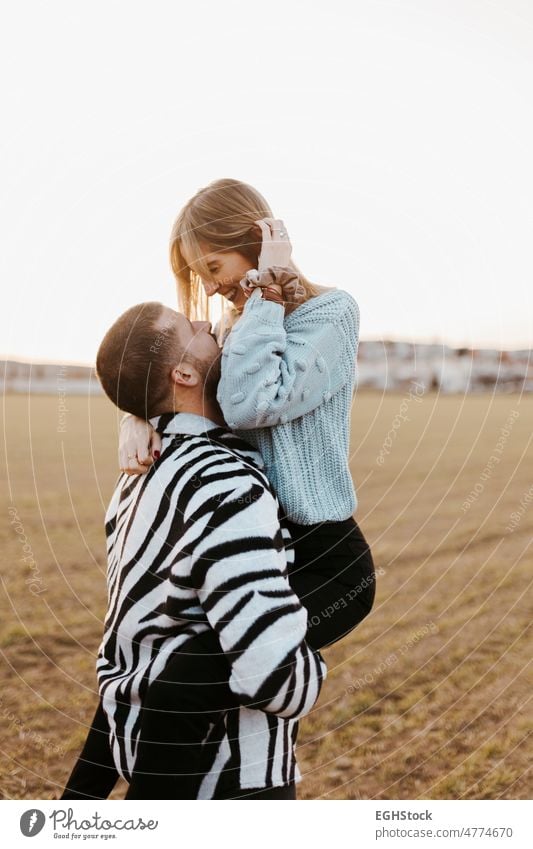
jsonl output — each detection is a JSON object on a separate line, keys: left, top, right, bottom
{"left": 217, "top": 286, "right": 359, "bottom": 430}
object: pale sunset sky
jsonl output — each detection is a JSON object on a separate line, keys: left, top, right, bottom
{"left": 1, "top": 0, "right": 533, "bottom": 364}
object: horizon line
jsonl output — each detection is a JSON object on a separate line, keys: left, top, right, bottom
{"left": 2, "top": 337, "right": 532, "bottom": 368}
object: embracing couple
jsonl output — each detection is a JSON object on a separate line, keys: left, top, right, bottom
{"left": 61, "top": 178, "right": 376, "bottom": 800}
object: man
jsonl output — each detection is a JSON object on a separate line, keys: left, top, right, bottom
{"left": 62, "top": 301, "right": 326, "bottom": 800}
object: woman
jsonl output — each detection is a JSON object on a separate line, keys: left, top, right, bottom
{"left": 122, "top": 177, "right": 375, "bottom": 647}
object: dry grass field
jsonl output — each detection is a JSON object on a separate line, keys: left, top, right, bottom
{"left": 0, "top": 391, "right": 531, "bottom": 800}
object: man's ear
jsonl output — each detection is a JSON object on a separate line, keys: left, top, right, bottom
{"left": 170, "top": 363, "right": 199, "bottom": 389}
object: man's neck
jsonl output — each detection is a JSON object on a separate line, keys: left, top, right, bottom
{"left": 170, "top": 399, "right": 226, "bottom": 428}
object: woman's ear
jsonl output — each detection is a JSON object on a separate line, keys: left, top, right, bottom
{"left": 249, "top": 224, "right": 263, "bottom": 243}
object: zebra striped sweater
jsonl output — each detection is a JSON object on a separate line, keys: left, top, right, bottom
{"left": 96, "top": 411, "right": 326, "bottom": 797}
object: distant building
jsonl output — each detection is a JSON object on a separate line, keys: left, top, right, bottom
{"left": 1, "top": 361, "right": 102, "bottom": 395}
{"left": 356, "top": 342, "right": 532, "bottom": 393}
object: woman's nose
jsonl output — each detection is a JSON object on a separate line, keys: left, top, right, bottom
{"left": 201, "top": 278, "right": 219, "bottom": 297}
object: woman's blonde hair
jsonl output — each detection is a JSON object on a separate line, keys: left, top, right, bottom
{"left": 169, "top": 178, "right": 320, "bottom": 337}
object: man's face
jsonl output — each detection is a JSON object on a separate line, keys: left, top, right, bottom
{"left": 155, "top": 306, "right": 222, "bottom": 390}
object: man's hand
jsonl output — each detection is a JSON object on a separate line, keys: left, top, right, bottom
{"left": 119, "top": 415, "right": 162, "bottom": 475}
{"left": 255, "top": 218, "right": 293, "bottom": 272}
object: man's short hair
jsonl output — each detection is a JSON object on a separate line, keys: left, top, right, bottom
{"left": 96, "top": 302, "right": 179, "bottom": 418}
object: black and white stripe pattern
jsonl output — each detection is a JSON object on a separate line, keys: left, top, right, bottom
{"left": 96, "top": 413, "right": 326, "bottom": 796}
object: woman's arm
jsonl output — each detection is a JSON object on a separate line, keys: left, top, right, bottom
{"left": 118, "top": 415, "right": 162, "bottom": 476}
{"left": 216, "top": 286, "right": 359, "bottom": 430}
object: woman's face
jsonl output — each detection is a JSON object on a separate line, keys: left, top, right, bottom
{"left": 182, "top": 241, "right": 252, "bottom": 310}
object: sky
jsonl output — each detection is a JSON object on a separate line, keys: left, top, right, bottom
{"left": 1, "top": 0, "right": 533, "bottom": 364}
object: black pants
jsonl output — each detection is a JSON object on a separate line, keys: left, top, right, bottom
{"left": 62, "top": 517, "right": 375, "bottom": 800}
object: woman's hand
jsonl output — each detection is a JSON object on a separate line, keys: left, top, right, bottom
{"left": 118, "top": 415, "right": 162, "bottom": 475}
{"left": 255, "top": 218, "right": 292, "bottom": 272}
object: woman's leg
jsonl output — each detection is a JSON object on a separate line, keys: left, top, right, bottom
{"left": 285, "top": 517, "right": 376, "bottom": 651}
{"left": 61, "top": 699, "right": 120, "bottom": 800}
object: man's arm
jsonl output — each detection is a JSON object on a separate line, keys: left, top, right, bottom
{"left": 185, "top": 477, "right": 327, "bottom": 720}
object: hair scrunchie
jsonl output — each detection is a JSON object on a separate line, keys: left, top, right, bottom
{"left": 239, "top": 266, "right": 306, "bottom": 305}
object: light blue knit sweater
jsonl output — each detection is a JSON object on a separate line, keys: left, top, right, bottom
{"left": 216, "top": 285, "right": 360, "bottom": 525}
